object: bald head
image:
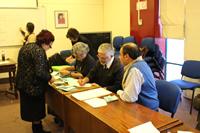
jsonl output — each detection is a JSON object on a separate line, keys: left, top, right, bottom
{"left": 120, "top": 42, "right": 141, "bottom": 60}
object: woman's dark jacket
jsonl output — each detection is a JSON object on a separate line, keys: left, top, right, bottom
{"left": 16, "top": 43, "right": 52, "bottom": 96}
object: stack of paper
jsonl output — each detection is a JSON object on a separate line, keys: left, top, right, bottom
{"left": 71, "top": 88, "right": 112, "bottom": 101}
{"left": 57, "top": 85, "right": 77, "bottom": 92}
{"left": 61, "top": 77, "right": 92, "bottom": 87}
{"left": 84, "top": 98, "right": 107, "bottom": 108}
{"left": 128, "top": 121, "right": 160, "bottom": 133}
{"left": 51, "top": 71, "right": 61, "bottom": 80}
{"left": 53, "top": 81, "right": 65, "bottom": 86}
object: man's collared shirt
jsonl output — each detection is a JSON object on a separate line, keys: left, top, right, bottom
{"left": 105, "top": 56, "right": 114, "bottom": 69}
{"left": 117, "top": 56, "right": 144, "bottom": 102}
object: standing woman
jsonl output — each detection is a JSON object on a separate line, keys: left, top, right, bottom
{"left": 16, "top": 30, "right": 55, "bottom": 133}
{"left": 20, "top": 22, "right": 36, "bottom": 45}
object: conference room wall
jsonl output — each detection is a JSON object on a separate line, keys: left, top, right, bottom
{"left": 0, "top": 0, "right": 105, "bottom": 78}
{"left": 103, "top": 0, "right": 130, "bottom": 38}
{"left": 38, "top": 0, "right": 105, "bottom": 57}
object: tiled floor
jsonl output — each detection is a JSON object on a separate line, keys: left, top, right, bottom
{"left": 0, "top": 83, "right": 199, "bottom": 133}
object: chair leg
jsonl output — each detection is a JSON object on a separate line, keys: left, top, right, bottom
{"left": 171, "top": 113, "right": 174, "bottom": 118}
{"left": 190, "top": 89, "right": 195, "bottom": 114}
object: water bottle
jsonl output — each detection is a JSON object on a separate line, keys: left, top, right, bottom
{"left": 1, "top": 50, "right": 5, "bottom": 61}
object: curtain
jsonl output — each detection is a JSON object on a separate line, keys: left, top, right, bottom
{"left": 160, "top": 0, "right": 185, "bottom": 38}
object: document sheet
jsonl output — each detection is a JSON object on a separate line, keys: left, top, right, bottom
{"left": 71, "top": 88, "right": 112, "bottom": 101}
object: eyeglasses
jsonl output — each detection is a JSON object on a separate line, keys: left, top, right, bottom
{"left": 97, "top": 54, "right": 110, "bottom": 60}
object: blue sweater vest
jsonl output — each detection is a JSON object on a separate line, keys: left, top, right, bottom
{"left": 126, "top": 60, "right": 159, "bottom": 110}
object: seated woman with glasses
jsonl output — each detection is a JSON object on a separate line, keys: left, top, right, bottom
{"left": 59, "top": 42, "right": 96, "bottom": 79}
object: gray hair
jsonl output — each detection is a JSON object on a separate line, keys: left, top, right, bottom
{"left": 98, "top": 43, "right": 114, "bottom": 56}
{"left": 72, "top": 42, "right": 89, "bottom": 55}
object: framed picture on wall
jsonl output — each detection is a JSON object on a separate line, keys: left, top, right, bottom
{"left": 54, "top": 10, "right": 68, "bottom": 28}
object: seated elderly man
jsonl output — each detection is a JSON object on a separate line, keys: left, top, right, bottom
{"left": 60, "top": 42, "right": 96, "bottom": 79}
{"left": 78, "top": 43, "right": 124, "bottom": 93}
{"left": 117, "top": 42, "right": 159, "bottom": 111}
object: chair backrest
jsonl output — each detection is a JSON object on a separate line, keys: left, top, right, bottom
{"left": 181, "top": 60, "right": 200, "bottom": 79}
{"left": 123, "top": 36, "right": 135, "bottom": 44}
{"left": 156, "top": 80, "right": 181, "bottom": 117}
{"left": 141, "top": 37, "right": 155, "bottom": 47}
{"left": 113, "top": 36, "right": 124, "bottom": 51}
{"left": 60, "top": 50, "right": 72, "bottom": 59}
{"left": 49, "top": 53, "right": 67, "bottom": 66}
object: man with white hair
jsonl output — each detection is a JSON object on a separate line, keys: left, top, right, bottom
{"left": 78, "top": 43, "right": 124, "bottom": 93}
{"left": 117, "top": 42, "right": 159, "bottom": 110}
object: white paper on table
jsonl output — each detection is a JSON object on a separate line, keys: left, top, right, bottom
{"left": 51, "top": 71, "right": 59, "bottom": 76}
{"left": 128, "top": 121, "right": 160, "bottom": 133}
{"left": 84, "top": 98, "right": 107, "bottom": 108}
{"left": 61, "top": 77, "right": 92, "bottom": 87}
{"left": 53, "top": 81, "right": 65, "bottom": 86}
{"left": 53, "top": 75, "right": 61, "bottom": 80}
{"left": 56, "top": 85, "right": 76, "bottom": 92}
{"left": 177, "top": 131, "right": 193, "bottom": 133}
{"left": 64, "top": 77, "right": 79, "bottom": 86}
{"left": 71, "top": 88, "right": 112, "bottom": 101}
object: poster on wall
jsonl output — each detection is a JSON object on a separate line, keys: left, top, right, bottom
{"left": 54, "top": 10, "right": 68, "bottom": 28}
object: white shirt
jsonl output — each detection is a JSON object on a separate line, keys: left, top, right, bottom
{"left": 117, "top": 57, "right": 144, "bottom": 102}
{"left": 105, "top": 56, "right": 114, "bottom": 69}
{"left": 28, "top": 33, "right": 36, "bottom": 43}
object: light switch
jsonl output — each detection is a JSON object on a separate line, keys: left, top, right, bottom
{"left": 140, "top": 1, "right": 147, "bottom": 10}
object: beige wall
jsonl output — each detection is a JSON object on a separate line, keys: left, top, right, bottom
{"left": 0, "top": 0, "right": 130, "bottom": 78}
{"left": 0, "top": 0, "right": 105, "bottom": 63}
{"left": 103, "top": 0, "right": 130, "bottom": 38}
{"left": 0, "top": 0, "right": 130, "bottom": 61}
{"left": 185, "top": 0, "right": 200, "bottom": 60}
{"left": 39, "top": 0, "right": 105, "bottom": 57}
{"left": 0, "top": 0, "right": 106, "bottom": 78}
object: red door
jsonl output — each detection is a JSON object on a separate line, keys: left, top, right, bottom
{"left": 130, "top": 0, "right": 160, "bottom": 44}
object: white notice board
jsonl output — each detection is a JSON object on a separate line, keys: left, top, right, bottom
{"left": 0, "top": 7, "right": 46, "bottom": 47}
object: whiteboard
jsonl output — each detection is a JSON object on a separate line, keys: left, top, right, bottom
{"left": 0, "top": 8, "right": 46, "bottom": 47}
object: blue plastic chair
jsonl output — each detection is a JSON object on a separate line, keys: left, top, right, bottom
{"left": 60, "top": 50, "right": 72, "bottom": 59}
{"left": 123, "top": 36, "right": 135, "bottom": 44}
{"left": 170, "top": 60, "right": 200, "bottom": 114}
{"left": 156, "top": 80, "right": 181, "bottom": 117}
{"left": 141, "top": 37, "right": 155, "bottom": 46}
{"left": 113, "top": 36, "right": 124, "bottom": 57}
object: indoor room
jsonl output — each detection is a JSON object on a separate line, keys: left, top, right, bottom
{"left": 0, "top": 0, "right": 200, "bottom": 133}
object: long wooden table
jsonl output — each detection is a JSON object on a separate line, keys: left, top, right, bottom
{"left": 46, "top": 84, "right": 98, "bottom": 120}
{"left": 63, "top": 94, "right": 181, "bottom": 133}
{"left": 46, "top": 85, "right": 200, "bottom": 133}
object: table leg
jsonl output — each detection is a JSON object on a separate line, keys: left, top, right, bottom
{"left": 6, "top": 71, "right": 18, "bottom": 99}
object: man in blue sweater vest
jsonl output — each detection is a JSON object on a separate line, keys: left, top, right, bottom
{"left": 117, "top": 42, "right": 159, "bottom": 111}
